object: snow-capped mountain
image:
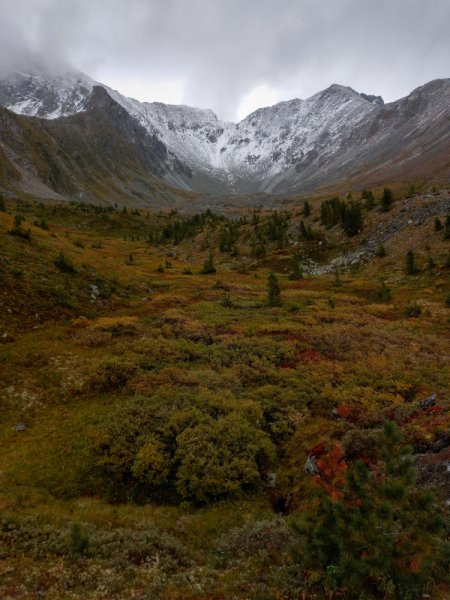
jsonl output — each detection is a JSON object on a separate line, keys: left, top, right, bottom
{"left": 0, "top": 67, "right": 382, "bottom": 194}
{"left": 1, "top": 65, "right": 450, "bottom": 198}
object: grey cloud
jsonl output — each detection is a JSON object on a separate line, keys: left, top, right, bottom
{"left": 0, "top": 0, "right": 449, "bottom": 121}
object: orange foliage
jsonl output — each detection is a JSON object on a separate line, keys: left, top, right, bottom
{"left": 313, "top": 442, "right": 348, "bottom": 503}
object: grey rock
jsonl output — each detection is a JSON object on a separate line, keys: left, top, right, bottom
{"left": 331, "top": 408, "right": 342, "bottom": 421}
{"left": 304, "top": 455, "right": 320, "bottom": 476}
{"left": 415, "top": 393, "right": 436, "bottom": 409}
{"left": 266, "top": 472, "right": 277, "bottom": 487}
{"left": 15, "top": 423, "right": 26, "bottom": 432}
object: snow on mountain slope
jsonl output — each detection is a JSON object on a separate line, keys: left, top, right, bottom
{"left": 2, "top": 65, "right": 416, "bottom": 195}
{"left": 0, "top": 67, "right": 95, "bottom": 119}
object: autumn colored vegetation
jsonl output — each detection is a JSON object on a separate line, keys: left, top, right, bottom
{"left": 1, "top": 188, "right": 450, "bottom": 599}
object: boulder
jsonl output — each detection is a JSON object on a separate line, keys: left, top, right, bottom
{"left": 304, "top": 455, "right": 320, "bottom": 476}
{"left": 414, "top": 393, "right": 436, "bottom": 409}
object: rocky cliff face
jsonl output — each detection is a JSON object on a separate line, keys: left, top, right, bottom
{"left": 1, "top": 66, "right": 449, "bottom": 197}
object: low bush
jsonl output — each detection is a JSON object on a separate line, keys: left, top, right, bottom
{"left": 92, "top": 391, "right": 275, "bottom": 503}
{"left": 53, "top": 251, "right": 77, "bottom": 274}
{"left": 217, "top": 519, "right": 294, "bottom": 560}
{"left": 404, "top": 300, "right": 422, "bottom": 317}
{"left": 88, "top": 357, "right": 141, "bottom": 392}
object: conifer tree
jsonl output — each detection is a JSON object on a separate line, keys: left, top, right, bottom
{"left": 362, "top": 189, "right": 375, "bottom": 210}
{"left": 200, "top": 251, "right": 216, "bottom": 274}
{"left": 444, "top": 215, "right": 450, "bottom": 240}
{"left": 303, "top": 200, "right": 311, "bottom": 217}
{"left": 293, "top": 421, "right": 445, "bottom": 599}
{"left": 299, "top": 220, "right": 308, "bottom": 238}
{"left": 406, "top": 249, "right": 418, "bottom": 275}
{"left": 381, "top": 187, "right": 394, "bottom": 212}
{"left": 288, "top": 252, "right": 303, "bottom": 280}
{"left": 267, "top": 272, "right": 282, "bottom": 307}
{"left": 342, "top": 200, "right": 363, "bottom": 236}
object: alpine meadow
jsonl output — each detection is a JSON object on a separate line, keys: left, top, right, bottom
{"left": 2, "top": 2, "right": 450, "bottom": 598}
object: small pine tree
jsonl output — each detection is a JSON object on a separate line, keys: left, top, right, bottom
{"left": 406, "top": 249, "right": 418, "bottom": 275}
{"left": 405, "top": 184, "right": 415, "bottom": 198}
{"left": 288, "top": 252, "right": 303, "bottom": 280}
{"left": 444, "top": 217, "right": 450, "bottom": 240}
{"left": 332, "top": 269, "right": 342, "bottom": 288}
{"left": 362, "top": 189, "right": 375, "bottom": 210}
{"left": 53, "top": 251, "right": 77, "bottom": 274}
{"left": 434, "top": 217, "right": 443, "bottom": 231}
{"left": 157, "top": 263, "right": 164, "bottom": 273}
{"left": 299, "top": 220, "right": 308, "bottom": 239}
{"left": 0, "top": 195, "right": 6, "bottom": 212}
{"left": 427, "top": 255, "right": 436, "bottom": 269}
{"left": 371, "top": 280, "right": 392, "bottom": 303}
{"left": 445, "top": 252, "right": 450, "bottom": 268}
{"left": 381, "top": 187, "right": 394, "bottom": 212}
{"left": 129, "top": 254, "right": 133, "bottom": 263}
{"left": 200, "top": 252, "right": 216, "bottom": 274}
{"left": 303, "top": 200, "right": 311, "bottom": 217}
{"left": 267, "top": 272, "right": 282, "bottom": 307}
{"left": 13, "top": 214, "right": 24, "bottom": 228}
{"left": 376, "top": 242, "right": 387, "bottom": 257}
{"left": 221, "top": 293, "right": 233, "bottom": 307}
{"left": 67, "top": 522, "right": 91, "bottom": 561}
{"left": 293, "top": 421, "right": 445, "bottom": 599}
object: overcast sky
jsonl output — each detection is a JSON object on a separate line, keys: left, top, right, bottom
{"left": 1, "top": 0, "right": 449, "bottom": 121}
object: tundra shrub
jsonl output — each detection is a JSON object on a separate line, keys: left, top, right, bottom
{"left": 53, "top": 251, "right": 77, "bottom": 274}
{"left": 92, "top": 391, "right": 275, "bottom": 503}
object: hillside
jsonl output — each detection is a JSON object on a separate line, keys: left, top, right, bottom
{"left": 0, "top": 88, "right": 195, "bottom": 209}
{"left": 2, "top": 188, "right": 450, "bottom": 598}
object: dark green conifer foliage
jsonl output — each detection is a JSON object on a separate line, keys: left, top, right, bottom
{"left": 251, "top": 242, "right": 266, "bottom": 258}
{"left": 444, "top": 215, "right": 450, "bottom": 240}
{"left": 13, "top": 214, "right": 24, "bottom": 228}
{"left": 371, "top": 280, "right": 392, "bottom": 303}
{"left": 342, "top": 201, "right": 363, "bottom": 236}
{"left": 288, "top": 252, "right": 303, "bottom": 280}
{"left": 303, "top": 200, "right": 311, "bottom": 217}
{"left": 406, "top": 249, "right": 418, "bottom": 275}
{"left": 67, "top": 522, "right": 92, "bottom": 561}
{"left": 53, "top": 251, "right": 77, "bottom": 274}
{"left": 376, "top": 242, "right": 387, "bottom": 257}
{"left": 267, "top": 272, "right": 282, "bottom": 307}
{"left": 362, "top": 189, "right": 375, "bottom": 209}
{"left": 320, "top": 196, "right": 344, "bottom": 228}
{"left": 200, "top": 252, "right": 216, "bottom": 274}
{"left": 293, "top": 421, "right": 445, "bottom": 599}
{"left": 299, "top": 220, "right": 308, "bottom": 238}
{"left": 381, "top": 187, "right": 394, "bottom": 212}
{"left": 434, "top": 217, "right": 443, "bottom": 231}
